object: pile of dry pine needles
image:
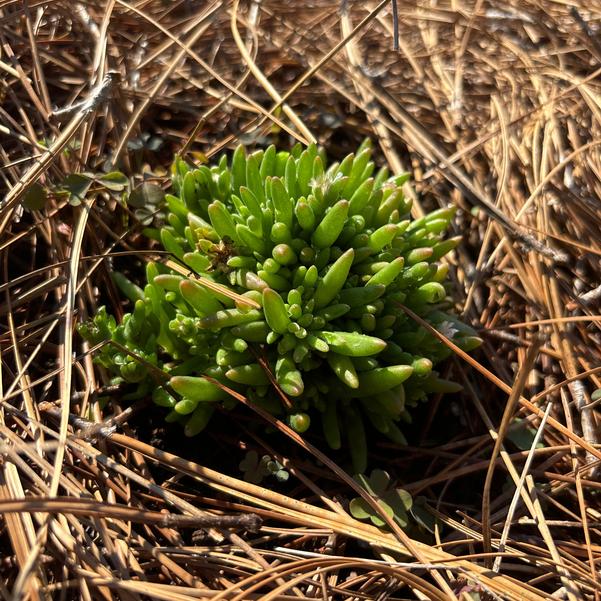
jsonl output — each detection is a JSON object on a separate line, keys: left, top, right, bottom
{"left": 1, "top": 1, "right": 600, "bottom": 599}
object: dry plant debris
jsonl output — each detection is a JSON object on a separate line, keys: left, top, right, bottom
{"left": 0, "top": 1, "right": 600, "bottom": 600}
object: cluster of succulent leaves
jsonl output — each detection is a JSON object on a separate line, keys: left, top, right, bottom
{"left": 79, "top": 139, "right": 481, "bottom": 472}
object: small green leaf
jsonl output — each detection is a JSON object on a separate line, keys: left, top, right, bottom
{"left": 145, "top": 136, "right": 164, "bottom": 152}
{"left": 370, "top": 500, "right": 394, "bottom": 527}
{"left": 127, "top": 132, "right": 164, "bottom": 152}
{"left": 263, "top": 456, "right": 288, "bottom": 482}
{"left": 22, "top": 183, "right": 47, "bottom": 210}
{"left": 368, "top": 469, "right": 391, "bottom": 496}
{"left": 99, "top": 171, "right": 129, "bottom": 191}
{"left": 349, "top": 498, "right": 372, "bottom": 520}
{"left": 350, "top": 470, "right": 413, "bottom": 529}
{"left": 128, "top": 182, "right": 165, "bottom": 208}
{"left": 507, "top": 418, "right": 545, "bottom": 451}
{"left": 385, "top": 488, "right": 411, "bottom": 527}
{"left": 409, "top": 497, "right": 436, "bottom": 533}
{"left": 274, "top": 469, "right": 289, "bottom": 482}
{"left": 61, "top": 173, "right": 92, "bottom": 205}
{"left": 239, "top": 451, "right": 271, "bottom": 484}
{"left": 349, "top": 497, "right": 393, "bottom": 527}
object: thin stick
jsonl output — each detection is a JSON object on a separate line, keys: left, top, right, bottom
{"left": 0, "top": 497, "right": 261, "bottom": 531}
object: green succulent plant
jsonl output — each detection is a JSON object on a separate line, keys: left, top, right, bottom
{"left": 79, "top": 140, "right": 481, "bottom": 472}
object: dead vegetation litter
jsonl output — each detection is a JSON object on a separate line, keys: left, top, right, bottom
{"left": 0, "top": 1, "right": 600, "bottom": 599}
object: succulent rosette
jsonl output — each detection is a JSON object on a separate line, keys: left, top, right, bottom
{"left": 80, "top": 140, "right": 481, "bottom": 471}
